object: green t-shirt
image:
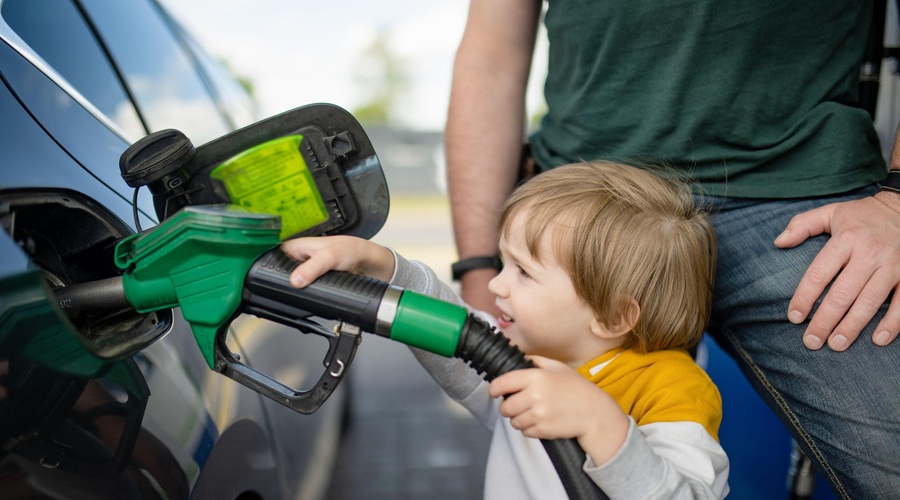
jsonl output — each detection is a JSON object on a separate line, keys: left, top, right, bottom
{"left": 529, "top": 0, "right": 886, "bottom": 198}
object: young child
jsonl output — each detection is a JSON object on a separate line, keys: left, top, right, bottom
{"left": 281, "top": 161, "right": 729, "bottom": 499}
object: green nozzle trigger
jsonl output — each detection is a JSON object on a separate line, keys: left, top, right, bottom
{"left": 115, "top": 206, "right": 282, "bottom": 369}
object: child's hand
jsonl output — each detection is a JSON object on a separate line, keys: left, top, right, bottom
{"left": 489, "top": 355, "right": 630, "bottom": 465}
{"left": 280, "top": 236, "right": 395, "bottom": 288}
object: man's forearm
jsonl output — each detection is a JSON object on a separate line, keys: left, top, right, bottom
{"left": 445, "top": 0, "right": 541, "bottom": 260}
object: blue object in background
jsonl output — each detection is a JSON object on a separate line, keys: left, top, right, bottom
{"left": 700, "top": 336, "right": 836, "bottom": 500}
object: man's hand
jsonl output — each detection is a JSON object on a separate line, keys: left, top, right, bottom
{"left": 774, "top": 192, "right": 900, "bottom": 351}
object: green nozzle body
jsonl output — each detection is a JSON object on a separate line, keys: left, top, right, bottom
{"left": 115, "top": 206, "right": 281, "bottom": 368}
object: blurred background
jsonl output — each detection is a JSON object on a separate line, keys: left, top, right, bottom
{"left": 157, "top": 2, "right": 900, "bottom": 499}
{"left": 160, "top": 0, "right": 547, "bottom": 131}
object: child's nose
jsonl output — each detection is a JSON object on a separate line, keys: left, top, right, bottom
{"left": 487, "top": 270, "right": 507, "bottom": 297}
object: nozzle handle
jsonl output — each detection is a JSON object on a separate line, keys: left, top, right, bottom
{"left": 209, "top": 248, "right": 380, "bottom": 414}
{"left": 244, "top": 249, "right": 468, "bottom": 356}
{"left": 213, "top": 317, "right": 360, "bottom": 415}
{"left": 243, "top": 248, "right": 395, "bottom": 334}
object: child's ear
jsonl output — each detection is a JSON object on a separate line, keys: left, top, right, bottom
{"left": 590, "top": 299, "right": 640, "bottom": 340}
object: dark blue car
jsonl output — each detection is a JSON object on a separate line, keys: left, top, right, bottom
{"left": 0, "top": 1, "right": 348, "bottom": 498}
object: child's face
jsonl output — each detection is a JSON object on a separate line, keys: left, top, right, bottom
{"left": 489, "top": 212, "right": 614, "bottom": 368}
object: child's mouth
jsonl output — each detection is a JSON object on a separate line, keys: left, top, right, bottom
{"left": 498, "top": 313, "right": 515, "bottom": 329}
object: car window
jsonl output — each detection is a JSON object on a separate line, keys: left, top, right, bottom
{"left": 1, "top": 0, "right": 145, "bottom": 139}
{"left": 0, "top": 35, "right": 158, "bottom": 224}
{"left": 178, "top": 26, "right": 257, "bottom": 129}
{"left": 79, "top": 0, "right": 230, "bottom": 144}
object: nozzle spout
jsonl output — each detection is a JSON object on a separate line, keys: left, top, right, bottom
{"left": 53, "top": 276, "right": 130, "bottom": 319}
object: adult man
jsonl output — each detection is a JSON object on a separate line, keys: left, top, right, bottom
{"left": 445, "top": 1, "right": 900, "bottom": 497}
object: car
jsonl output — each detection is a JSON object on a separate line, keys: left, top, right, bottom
{"left": 0, "top": 1, "right": 354, "bottom": 498}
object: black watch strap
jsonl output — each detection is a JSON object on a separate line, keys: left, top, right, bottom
{"left": 451, "top": 255, "right": 502, "bottom": 281}
{"left": 881, "top": 170, "right": 900, "bottom": 193}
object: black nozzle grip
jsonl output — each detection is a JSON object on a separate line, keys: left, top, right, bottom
{"left": 243, "top": 248, "right": 391, "bottom": 332}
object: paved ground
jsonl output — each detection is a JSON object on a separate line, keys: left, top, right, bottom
{"left": 325, "top": 195, "right": 491, "bottom": 500}
{"left": 325, "top": 335, "right": 490, "bottom": 500}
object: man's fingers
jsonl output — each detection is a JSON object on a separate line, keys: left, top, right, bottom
{"left": 775, "top": 205, "right": 834, "bottom": 249}
{"left": 800, "top": 258, "right": 870, "bottom": 350}
{"left": 780, "top": 197, "right": 900, "bottom": 351}
{"left": 789, "top": 241, "right": 851, "bottom": 327}
{"left": 872, "top": 287, "right": 900, "bottom": 346}
{"left": 826, "top": 272, "right": 895, "bottom": 351}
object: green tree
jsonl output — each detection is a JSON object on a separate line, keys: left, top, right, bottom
{"left": 352, "top": 29, "right": 409, "bottom": 126}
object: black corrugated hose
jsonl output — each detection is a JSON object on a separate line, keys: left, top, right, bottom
{"left": 456, "top": 313, "right": 610, "bottom": 500}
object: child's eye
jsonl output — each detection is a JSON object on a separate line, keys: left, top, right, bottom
{"left": 516, "top": 265, "right": 531, "bottom": 279}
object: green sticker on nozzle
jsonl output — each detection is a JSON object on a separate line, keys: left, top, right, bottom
{"left": 210, "top": 134, "right": 328, "bottom": 240}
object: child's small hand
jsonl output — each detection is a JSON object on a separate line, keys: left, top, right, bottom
{"left": 488, "top": 355, "right": 630, "bottom": 465}
{"left": 280, "top": 236, "right": 395, "bottom": 288}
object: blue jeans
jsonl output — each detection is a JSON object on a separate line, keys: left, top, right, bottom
{"left": 701, "top": 185, "right": 900, "bottom": 499}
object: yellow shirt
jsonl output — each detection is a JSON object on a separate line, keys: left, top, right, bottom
{"left": 577, "top": 348, "right": 722, "bottom": 441}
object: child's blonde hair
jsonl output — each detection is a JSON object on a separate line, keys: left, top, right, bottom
{"left": 499, "top": 161, "right": 715, "bottom": 353}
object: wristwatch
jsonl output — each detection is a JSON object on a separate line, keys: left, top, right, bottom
{"left": 451, "top": 255, "right": 503, "bottom": 281}
{"left": 880, "top": 170, "right": 900, "bottom": 194}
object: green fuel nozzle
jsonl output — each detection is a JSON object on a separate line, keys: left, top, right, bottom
{"left": 59, "top": 205, "right": 529, "bottom": 414}
{"left": 113, "top": 205, "right": 282, "bottom": 368}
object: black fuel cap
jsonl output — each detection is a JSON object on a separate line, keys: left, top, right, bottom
{"left": 120, "top": 129, "right": 195, "bottom": 188}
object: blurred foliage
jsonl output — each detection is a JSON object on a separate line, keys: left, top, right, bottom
{"left": 352, "top": 29, "right": 409, "bottom": 126}
{"left": 236, "top": 75, "right": 254, "bottom": 97}
{"left": 219, "top": 58, "right": 255, "bottom": 97}
{"left": 353, "top": 101, "right": 390, "bottom": 125}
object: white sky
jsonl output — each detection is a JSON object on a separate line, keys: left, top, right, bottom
{"left": 160, "top": 0, "right": 547, "bottom": 131}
